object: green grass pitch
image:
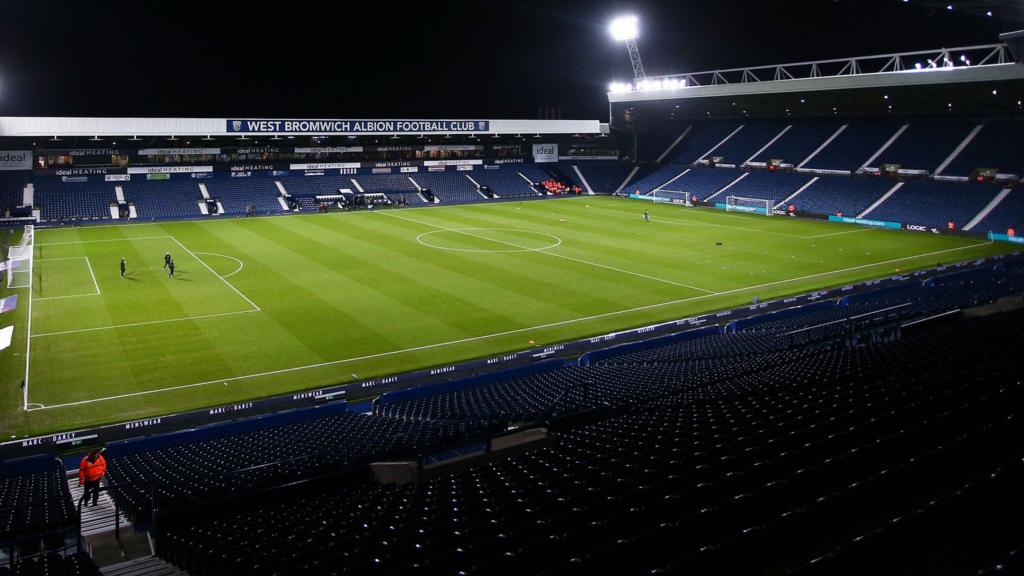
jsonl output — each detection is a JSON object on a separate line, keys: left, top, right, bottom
{"left": 0, "top": 196, "right": 1014, "bottom": 437}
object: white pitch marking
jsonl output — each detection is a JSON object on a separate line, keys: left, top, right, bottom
{"left": 382, "top": 210, "right": 716, "bottom": 294}
{"left": 31, "top": 309, "right": 261, "bottom": 338}
{"left": 36, "top": 235, "right": 173, "bottom": 246}
{"left": 170, "top": 236, "right": 261, "bottom": 311}
{"left": 193, "top": 251, "right": 246, "bottom": 278}
{"left": 26, "top": 239, "right": 994, "bottom": 410}
{"left": 416, "top": 228, "right": 562, "bottom": 253}
{"left": 32, "top": 256, "right": 101, "bottom": 300}
{"left": 84, "top": 256, "right": 101, "bottom": 295}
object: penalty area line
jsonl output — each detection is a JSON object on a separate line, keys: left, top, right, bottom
{"left": 25, "top": 239, "right": 994, "bottom": 411}
{"left": 30, "top": 309, "right": 261, "bottom": 338}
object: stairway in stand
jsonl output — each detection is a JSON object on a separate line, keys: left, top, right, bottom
{"left": 67, "top": 474, "right": 132, "bottom": 536}
{"left": 101, "top": 556, "right": 187, "bottom": 576}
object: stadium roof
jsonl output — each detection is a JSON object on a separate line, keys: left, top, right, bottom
{"left": 608, "top": 43, "right": 1024, "bottom": 104}
{"left": 0, "top": 117, "right": 606, "bottom": 138}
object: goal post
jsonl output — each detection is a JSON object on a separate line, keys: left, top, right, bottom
{"left": 6, "top": 225, "right": 34, "bottom": 289}
{"left": 725, "top": 196, "right": 772, "bottom": 216}
{"left": 650, "top": 188, "right": 693, "bottom": 206}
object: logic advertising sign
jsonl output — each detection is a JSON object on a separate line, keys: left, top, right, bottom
{"left": 0, "top": 150, "right": 32, "bottom": 171}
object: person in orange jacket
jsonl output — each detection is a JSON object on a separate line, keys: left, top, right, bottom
{"left": 78, "top": 449, "right": 107, "bottom": 507}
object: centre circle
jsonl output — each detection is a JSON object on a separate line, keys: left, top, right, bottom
{"left": 416, "top": 228, "right": 562, "bottom": 253}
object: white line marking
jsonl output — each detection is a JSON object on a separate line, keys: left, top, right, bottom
{"left": 36, "top": 256, "right": 99, "bottom": 261}
{"left": 26, "top": 240, "right": 994, "bottom": 410}
{"left": 35, "top": 293, "right": 101, "bottom": 301}
{"left": 382, "top": 210, "right": 716, "bottom": 294}
{"left": 31, "top": 309, "right": 261, "bottom": 338}
{"left": 170, "top": 236, "right": 261, "bottom": 311}
{"left": 23, "top": 257, "right": 33, "bottom": 411}
{"left": 416, "top": 228, "right": 562, "bottom": 253}
{"left": 803, "top": 228, "right": 877, "bottom": 239}
{"left": 586, "top": 202, "right": 889, "bottom": 240}
{"left": 37, "top": 235, "right": 172, "bottom": 246}
{"left": 32, "top": 256, "right": 102, "bottom": 300}
{"left": 84, "top": 256, "right": 100, "bottom": 295}
{"left": 193, "top": 251, "right": 245, "bottom": 278}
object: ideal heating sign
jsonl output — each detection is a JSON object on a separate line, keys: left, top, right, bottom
{"left": 0, "top": 150, "right": 31, "bottom": 171}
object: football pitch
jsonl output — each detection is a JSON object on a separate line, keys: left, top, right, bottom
{"left": 0, "top": 196, "right": 1014, "bottom": 437}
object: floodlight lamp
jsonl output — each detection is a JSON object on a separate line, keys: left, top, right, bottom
{"left": 609, "top": 16, "right": 639, "bottom": 42}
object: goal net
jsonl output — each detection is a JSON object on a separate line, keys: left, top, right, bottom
{"left": 6, "top": 225, "right": 34, "bottom": 289}
{"left": 725, "top": 196, "right": 772, "bottom": 216}
{"left": 650, "top": 188, "right": 692, "bottom": 205}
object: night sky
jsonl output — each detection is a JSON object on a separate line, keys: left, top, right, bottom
{"left": 0, "top": 0, "right": 1011, "bottom": 120}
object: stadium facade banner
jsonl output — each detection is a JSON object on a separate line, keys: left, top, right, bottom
{"left": 988, "top": 232, "right": 1024, "bottom": 244}
{"left": 532, "top": 143, "right": 558, "bottom": 163}
{"left": 827, "top": 215, "right": 901, "bottom": 229}
{"left": 137, "top": 147, "right": 220, "bottom": 156}
{"left": 0, "top": 150, "right": 32, "bottom": 171}
{"left": 227, "top": 119, "right": 490, "bottom": 134}
{"left": 423, "top": 159, "right": 483, "bottom": 167}
{"left": 53, "top": 167, "right": 111, "bottom": 176}
{"left": 289, "top": 162, "right": 362, "bottom": 170}
{"left": 126, "top": 165, "right": 214, "bottom": 174}
{"left": 292, "top": 146, "right": 364, "bottom": 153}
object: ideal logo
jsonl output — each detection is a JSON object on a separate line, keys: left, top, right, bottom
{"left": 0, "top": 152, "right": 27, "bottom": 162}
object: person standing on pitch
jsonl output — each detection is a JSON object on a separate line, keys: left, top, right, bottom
{"left": 163, "top": 252, "right": 171, "bottom": 270}
{"left": 643, "top": 210, "right": 650, "bottom": 222}
{"left": 168, "top": 258, "right": 175, "bottom": 278}
{"left": 120, "top": 257, "right": 127, "bottom": 278}
{"left": 78, "top": 449, "right": 107, "bottom": 507}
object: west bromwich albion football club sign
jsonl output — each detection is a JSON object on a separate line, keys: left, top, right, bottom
{"left": 227, "top": 119, "right": 490, "bottom": 134}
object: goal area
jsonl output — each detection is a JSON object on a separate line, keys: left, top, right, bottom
{"left": 650, "top": 188, "right": 693, "bottom": 205}
{"left": 725, "top": 196, "right": 772, "bottom": 216}
{"left": 6, "top": 225, "right": 34, "bottom": 289}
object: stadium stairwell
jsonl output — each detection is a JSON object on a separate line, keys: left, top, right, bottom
{"left": 516, "top": 171, "right": 536, "bottom": 195}
{"left": 114, "top": 186, "right": 126, "bottom": 204}
{"left": 22, "top": 182, "right": 33, "bottom": 206}
{"left": 349, "top": 178, "right": 365, "bottom": 193}
{"left": 274, "top": 180, "right": 289, "bottom": 196}
{"left": 698, "top": 124, "right": 745, "bottom": 161}
{"left": 934, "top": 124, "right": 985, "bottom": 176}
{"left": 704, "top": 171, "right": 750, "bottom": 202}
{"left": 198, "top": 183, "right": 210, "bottom": 200}
{"left": 774, "top": 176, "right": 819, "bottom": 209}
{"left": 860, "top": 123, "right": 909, "bottom": 172}
{"left": 656, "top": 125, "right": 693, "bottom": 163}
{"left": 570, "top": 165, "right": 595, "bottom": 194}
{"left": 798, "top": 124, "right": 848, "bottom": 168}
{"left": 653, "top": 168, "right": 691, "bottom": 194}
{"left": 613, "top": 165, "right": 640, "bottom": 195}
{"left": 743, "top": 125, "right": 792, "bottom": 165}
{"left": 858, "top": 181, "right": 903, "bottom": 218}
{"left": 964, "top": 188, "right": 1013, "bottom": 231}
{"left": 465, "top": 174, "right": 489, "bottom": 199}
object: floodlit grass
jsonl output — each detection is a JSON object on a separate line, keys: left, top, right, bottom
{"left": 0, "top": 196, "right": 1013, "bottom": 437}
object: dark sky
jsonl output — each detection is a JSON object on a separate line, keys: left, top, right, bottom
{"left": 0, "top": 0, "right": 1011, "bottom": 119}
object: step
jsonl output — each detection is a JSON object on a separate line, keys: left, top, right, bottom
{"left": 858, "top": 181, "right": 903, "bottom": 218}
{"left": 964, "top": 188, "right": 1012, "bottom": 232}
{"left": 67, "top": 476, "right": 131, "bottom": 537}
{"left": 101, "top": 555, "right": 187, "bottom": 576}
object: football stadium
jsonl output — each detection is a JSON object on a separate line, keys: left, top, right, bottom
{"left": 1, "top": 1, "right": 1023, "bottom": 574}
